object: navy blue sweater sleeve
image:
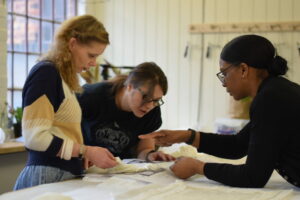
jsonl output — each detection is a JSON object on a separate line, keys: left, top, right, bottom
{"left": 23, "top": 62, "right": 65, "bottom": 112}
{"left": 22, "top": 62, "right": 65, "bottom": 155}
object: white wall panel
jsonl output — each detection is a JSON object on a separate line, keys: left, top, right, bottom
{"left": 253, "top": 0, "right": 266, "bottom": 21}
{"left": 112, "top": 0, "right": 125, "bottom": 65}
{"left": 145, "top": 0, "right": 157, "bottom": 62}
{"left": 0, "top": 0, "right": 297, "bottom": 131}
{"left": 155, "top": 0, "right": 169, "bottom": 124}
{"left": 240, "top": 0, "right": 253, "bottom": 21}
{"left": 85, "top": 0, "right": 300, "bottom": 131}
{"left": 228, "top": 0, "right": 241, "bottom": 22}
{"left": 177, "top": 0, "right": 191, "bottom": 128}
{"left": 123, "top": 0, "right": 136, "bottom": 65}
{"left": 189, "top": 0, "right": 203, "bottom": 128}
{"left": 134, "top": 0, "right": 146, "bottom": 64}
{"left": 197, "top": 0, "right": 300, "bottom": 131}
{"left": 166, "top": 0, "right": 180, "bottom": 128}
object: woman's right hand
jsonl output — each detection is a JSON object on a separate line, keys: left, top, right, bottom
{"left": 139, "top": 130, "right": 191, "bottom": 146}
{"left": 84, "top": 146, "right": 118, "bottom": 169}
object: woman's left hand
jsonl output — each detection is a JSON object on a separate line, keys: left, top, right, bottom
{"left": 170, "top": 156, "right": 205, "bottom": 179}
{"left": 147, "top": 151, "right": 176, "bottom": 162}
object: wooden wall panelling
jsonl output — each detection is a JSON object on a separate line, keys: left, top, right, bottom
{"left": 177, "top": 0, "right": 191, "bottom": 128}
{"left": 291, "top": 0, "right": 300, "bottom": 83}
{"left": 166, "top": 0, "right": 180, "bottom": 128}
{"left": 196, "top": 0, "right": 213, "bottom": 130}
{"left": 101, "top": 0, "right": 114, "bottom": 63}
{"left": 190, "top": 0, "right": 204, "bottom": 128}
{"left": 85, "top": 0, "right": 300, "bottom": 130}
{"left": 112, "top": 0, "right": 124, "bottom": 65}
{"left": 240, "top": 0, "right": 253, "bottom": 22}
{"left": 123, "top": 0, "right": 135, "bottom": 66}
{"left": 134, "top": 0, "right": 146, "bottom": 65}
{"left": 292, "top": 0, "right": 300, "bottom": 83}
{"left": 253, "top": 0, "right": 266, "bottom": 21}
{"left": 145, "top": 0, "right": 157, "bottom": 63}
{"left": 155, "top": 0, "right": 169, "bottom": 126}
{"left": 212, "top": 0, "right": 231, "bottom": 125}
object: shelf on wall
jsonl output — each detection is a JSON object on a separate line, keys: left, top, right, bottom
{"left": 190, "top": 21, "right": 300, "bottom": 34}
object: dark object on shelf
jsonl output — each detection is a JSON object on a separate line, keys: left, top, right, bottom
{"left": 100, "top": 59, "right": 135, "bottom": 80}
{"left": 13, "top": 122, "right": 22, "bottom": 138}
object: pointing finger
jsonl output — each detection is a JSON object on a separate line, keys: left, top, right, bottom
{"left": 139, "top": 132, "right": 166, "bottom": 139}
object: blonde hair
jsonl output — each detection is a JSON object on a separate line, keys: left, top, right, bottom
{"left": 40, "top": 15, "right": 109, "bottom": 92}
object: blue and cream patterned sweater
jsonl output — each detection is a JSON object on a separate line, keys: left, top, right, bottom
{"left": 22, "top": 61, "right": 83, "bottom": 175}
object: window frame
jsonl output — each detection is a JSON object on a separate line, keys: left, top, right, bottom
{"left": 6, "top": 0, "right": 78, "bottom": 109}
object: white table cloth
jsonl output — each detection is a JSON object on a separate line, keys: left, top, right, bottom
{"left": 1, "top": 143, "right": 299, "bottom": 200}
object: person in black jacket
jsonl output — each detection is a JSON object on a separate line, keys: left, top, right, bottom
{"left": 77, "top": 62, "right": 174, "bottom": 161}
{"left": 139, "top": 34, "right": 300, "bottom": 188}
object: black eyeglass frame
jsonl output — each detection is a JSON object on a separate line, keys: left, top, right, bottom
{"left": 137, "top": 88, "right": 164, "bottom": 107}
{"left": 216, "top": 64, "right": 238, "bottom": 84}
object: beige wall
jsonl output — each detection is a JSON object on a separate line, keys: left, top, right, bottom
{"left": 85, "top": 0, "right": 300, "bottom": 131}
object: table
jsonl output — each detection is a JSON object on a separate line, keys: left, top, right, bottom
{"left": 0, "top": 142, "right": 25, "bottom": 155}
{"left": 1, "top": 145, "right": 300, "bottom": 200}
{"left": 1, "top": 162, "right": 300, "bottom": 200}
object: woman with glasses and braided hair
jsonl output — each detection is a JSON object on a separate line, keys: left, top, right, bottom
{"left": 140, "top": 35, "right": 300, "bottom": 188}
{"left": 77, "top": 62, "right": 175, "bottom": 162}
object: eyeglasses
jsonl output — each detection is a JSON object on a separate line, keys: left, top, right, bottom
{"left": 216, "top": 64, "right": 235, "bottom": 84}
{"left": 137, "top": 88, "right": 164, "bottom": 107}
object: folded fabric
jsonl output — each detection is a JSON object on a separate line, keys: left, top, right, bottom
{"left": 159, "top": 143, "right": 199, "bottom": 158}
{"left": 86, "top": 157, "right": 166, "bottom": 174}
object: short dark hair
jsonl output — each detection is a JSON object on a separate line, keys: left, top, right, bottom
{"left": 220, "top": 34, "right": 288, "bottom": 76}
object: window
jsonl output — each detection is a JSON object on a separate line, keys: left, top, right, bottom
{"left": 6, "top": 0, "right": 78, "bottom": 110}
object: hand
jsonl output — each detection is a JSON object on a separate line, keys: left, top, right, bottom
{"left": 170, "top": 156, "right": 205, "bottom": 179}
{"left": 85, "top": 146, "right": 118, "bottom": 169}
{"left": 139, "top": 130, "right": 190, "bottom": 146}
{"left": 83, "top": 157, "right": 93, "bottom": 170}
{"left": 147, "top": 151, "right": 176, "bottom": 162}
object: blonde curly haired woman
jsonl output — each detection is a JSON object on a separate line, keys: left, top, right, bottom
{"left": 14, "top": 15, "right": 118, "bottom": 190}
